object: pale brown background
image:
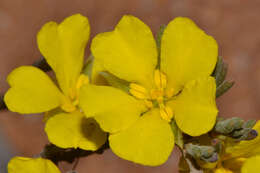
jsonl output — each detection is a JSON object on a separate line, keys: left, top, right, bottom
{"left": 0, "top": 0, "right": 260, "bottom": 172}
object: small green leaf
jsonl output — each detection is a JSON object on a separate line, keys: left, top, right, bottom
{"left": 216, "top": 81, "right": 234, "bottom": 98}
{"left": 99, "top": 72, "right": 130, "bottom": 93}
{"left": 213, "top": 56, "right": 228, "bottom": 86}
{"left": 171, "top": 120, "right": 184, "bottom": 149}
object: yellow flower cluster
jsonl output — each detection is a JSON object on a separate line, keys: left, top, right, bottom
{"left": 4, "top": 14, "right": 258, "bottom": 173}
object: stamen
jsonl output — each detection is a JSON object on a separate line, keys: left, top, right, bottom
{"left": 159, "top": 105, "right": 173, "bottom": 122}
{"left": 154, "top": 70, "right": 167, "bottom": 89}
{"left": 129, "top": 83, "right": 149, "bottom": 99}
{"left": 61, "top": 96, "right": 76, "bottom": 112}
{"left": 76, "top": 74, "right": 89, "bottom": 90}
{"left": 130, "top": 83, "right": 147, "bottom": 93}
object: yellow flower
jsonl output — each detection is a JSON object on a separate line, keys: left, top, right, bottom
{"left": 8, "top": 157, "right": 60, "bottom": 173}
{"left": 78, "top": 15, "right": 218, "bottom": 166}
{"left": 212, "top": 121, "right": 260, "bottom": 173}
{"left": 4, "top": 14, "right": 106, "bottom": 150}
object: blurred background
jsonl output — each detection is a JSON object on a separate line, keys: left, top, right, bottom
{"left": 0, "top": 0, "right": 260, "bottom": 172}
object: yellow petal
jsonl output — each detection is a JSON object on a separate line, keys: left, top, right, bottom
{"left": 45, "top": 111, "right": 107, "bottom": 151}
{"left": 37, "top": 14, "right": 90, "bottom": 96}
{"left": 109, "top": 109, "right": 174, "bottom": 166}
{"left": 4, "top": 66, "right": 62, "bottom": 114}
{"left": 225, "top": 121, "right": 260, "bottom": 158}
{"left": 8, "top": 157, "right": 60, "bottom": 173}
{"left": 242, "top": 156, "right": 260, "bottom": 173}
{"left": 167, "top": 77, "right": 218, "bottom": 136}
{"left": 91, "top": 15, "right": 157, "bottom": 88}
{"left": 214, "top": 167, "right": 233, "bottom": 173}
{"left": 161, "top": 17, "right": 218, "bottom": 94}
{"left": 223, "top": 158, "right": 246, "bottom": 172}
{"left": 79, "top": 84, "right": 147, "bottom": 133}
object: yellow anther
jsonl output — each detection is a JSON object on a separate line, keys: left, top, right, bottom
{"left": 61, "top": 96, "right": 76, "bottom": 112}
{"left": 154, "top": 70, "right": 167, "bottom": 89}
{"left": 144, "top": 100, "right": 153, "bottom": 108}
{"left": 130, "top": 83, "right": 147, "bottom": 93}
{"left": 76, "top": 74, "right": 89, "bottom": 90}
{"left": 129, "top": 83, "right": 149, "bottom": 99}
{"left": 166, "top": 88, "right": 174, "bottom": 98}
{"left": 160, "top": 73, "right": 167, "bottom": 89}
{"left": 130, "top": 89, "right": 147, "bottom": 99}
{"left": 159, "top": 105, "right": 173, "bottom": 122}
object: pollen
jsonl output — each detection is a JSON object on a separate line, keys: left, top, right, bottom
{"left": 61, "top": 96, "right": 76, "bottom": 112}
{"left": 159, "top": 105, "right": 173, "bottom": 122}
{"left": 76, "top": 74, "right": 89, "bottom": 90}
{"left": 63, "top": 74, "right": 89, "bottom": 112}
{"left": 129, "top": 83, "right": 149, "bottom": 99}
{"left": 154, "top": 70, "right": 167, "bottom": 90}
{"left": 129, "top": 70, "right": 175, "bottom": 122}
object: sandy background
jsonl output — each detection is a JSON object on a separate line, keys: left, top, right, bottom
{"left": 0, "top": 0, "right": 260, "bottom": 172}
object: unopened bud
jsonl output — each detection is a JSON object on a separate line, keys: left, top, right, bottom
{"left": 243, "top": 120, "right": 256, "bottom": 129}
{"left": 232, "top": 128, "right": 258, "bottom": 141}
{"left": 215, "top": 117, "right": 244, "bottom": 134}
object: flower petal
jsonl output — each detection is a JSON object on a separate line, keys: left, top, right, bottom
{"left": 167, "top": 77, "right": 218, "bottom": 136}
{"left": 242, "top": 156, "right": 260, "bottom": 173}
{"left": 109, "top": 109, "right": 174, "bottom": 166}
{"left": 4, "top": 66, "right": 62, "bottom": 114}
{"left": 8, "top": 157, "right": 60, "bottom": 173}
{"left": 161, "top": 17, "right": 218, "bottom": 93}
{"left": 37, "top": 14, "right": 90, "bottom": 96}
{"left": 225, "top": 121, "right": 260, "bottom": 158}
{"left": 214, "top": 167, "right": 233, "bottom": 173}
{"left": 91, "top": 15, "right": 157, "bottom": 88}
{"left": 45, "top": 111, "right": 107, "bottom": 151}
{"left": 79, "top": 84, "right": 146, "bottom": 133}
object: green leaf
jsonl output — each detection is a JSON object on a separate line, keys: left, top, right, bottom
{"left": 99, "top": 72, "right": 130, "bottom": 93}
{"left": 171, "top": 120, "right": 184, "bottom": 149}
{"left": 213, "top": 56, "right": 228, "bottom": 86}
{"left": 216, "top": 81, "right": 234, "bottom": 98}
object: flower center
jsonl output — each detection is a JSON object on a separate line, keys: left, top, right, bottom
{"left": 61, "top": 74, "right": 89, "bottom": 112}
{"left": 129, "top": 70, "right": 174, "bottom": 122}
